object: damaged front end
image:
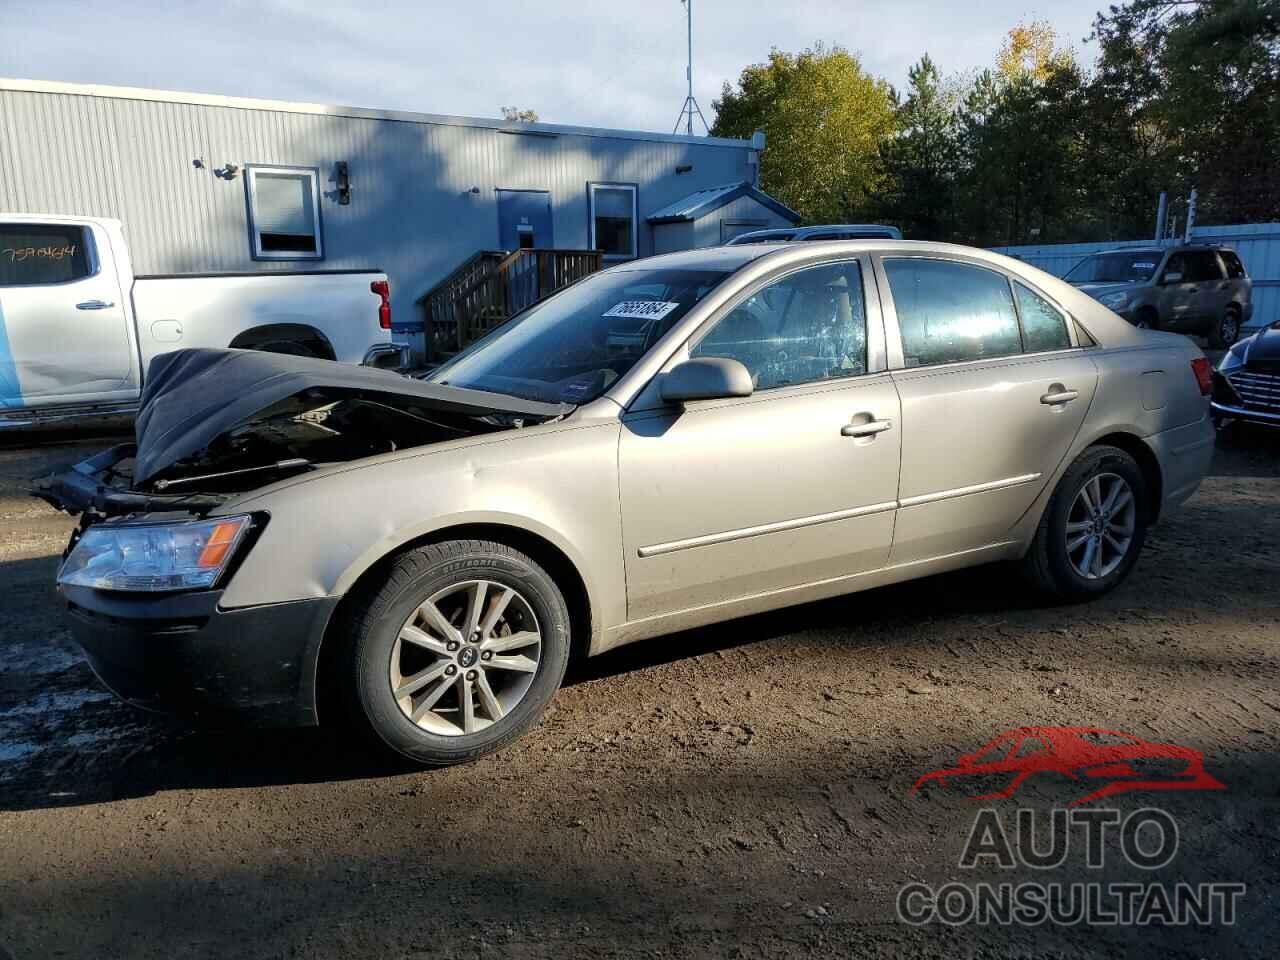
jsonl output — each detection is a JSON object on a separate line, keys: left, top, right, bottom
{"left": 36, "top": 347, "right": 570, "bottom": 522}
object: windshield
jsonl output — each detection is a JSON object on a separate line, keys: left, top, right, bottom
{"left": 428, "top": 267, "right": 732, "bottom": 404}
{"left": 1065, "top": 252, "right": 1160, "bottom": 284}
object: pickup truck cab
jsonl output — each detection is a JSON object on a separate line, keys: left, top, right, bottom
{"left": 0, "top": 213, "right": 407, "bottom": 427}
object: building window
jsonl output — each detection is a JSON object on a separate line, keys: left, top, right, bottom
{"left": 588, "top": 183, "right": 637, "bottom": 261}
{"left": 246, "top": 165, "right": 323, "bottom": 260}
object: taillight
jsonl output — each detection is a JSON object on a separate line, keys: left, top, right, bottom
{"left": 1191, "top": 356, "right": 1213, "bottom": 396}
{"left": 371, "top": 279, "right": 391, "bottom": 329}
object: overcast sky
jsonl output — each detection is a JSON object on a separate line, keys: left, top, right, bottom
{"left": 2, "top": 1, "right": 1100, "bottom": 132}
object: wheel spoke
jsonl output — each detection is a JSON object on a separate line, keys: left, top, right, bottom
{"left": 417, "top": 601, "right": 462, "bottom": 646}
{"left": 1100, "top": 477, "right": 1122, "bottom": 514}
{"left": 479, "top": 587, "right": 515, "bottom": 639}
{"left": 463, "top": 581, "right": 488, "bottom": 639}
{"left": 1110, "top": 489, "right": 1133, "bottom": 515}
{"left": 459, "top": 675, "right": 476, "bottom": 733}
{"left": 1089, "top": 476, "right": 1104, "bottom": 512}
{"left": 399, "top": 624, "right": 451, "bottom": 657}
{"left": 1080, "top": 538, "right": 1098, "bottom": 578}
{"left": 1066, "top": 520, "right": 1091, "bottom": 534}
{"left": 486, "top": 653, "right": 538, "bottom": 674}
{"left": 482, "top": 630, "right": 540, "bottom": 653}
{"left": 410, "top": 673, "right": 456, "bottom": 721}
{"left": 1067, "top": 531, "right": 1091, "bottom": 552}
{"left": 474, "top": 670, "right": 503, "bottom": 721}
{"left": 395, "top": 661, "right": 451, "bottom": 699}
{"left": 1103, "top": 531, "right": 1128, "bottom": 554}
{"left": 1090, "top": 538, "right": 1104, "bottom": 577}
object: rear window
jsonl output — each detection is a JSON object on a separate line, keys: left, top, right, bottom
{"left": 0, "top": 223, "right": 92, "bottom": 285}
{"left": 1221, "top": 251, "right": 1247, "bottom": 279}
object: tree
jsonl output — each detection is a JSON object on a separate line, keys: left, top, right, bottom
{"left": 996, "top": 19, "right": 1076, "bottom": 84}
{"left": 711, "top": 43, "right": 897, "bottom": 222}
{"left": 874, "top": 55, "right": 961, "bottom": 239}
{"left": 500, "top": 106, "right": 538, "bottom": 123}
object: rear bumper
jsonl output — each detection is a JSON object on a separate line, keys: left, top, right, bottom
{"left": 1146, "top": 414, "right": 1216, "bottom": 516}
{"left": 362, "top": 342, "right": 412, "bottom": 371}
{"left": 61, "top": 584, "right": 337, "bottom": 727}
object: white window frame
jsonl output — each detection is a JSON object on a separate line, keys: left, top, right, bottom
{"left": 588, "top": 182, "right": 638, "bottom": 262}
{"left": 245, "top": 164, "right": 324, "bottom": 261}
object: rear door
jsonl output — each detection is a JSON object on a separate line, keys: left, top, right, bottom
{"left": 876, "top": 255, "right": 1098, "bottom": 564}
{"left": 1187, "top": 250, "right": 1229, "bottom": 326}
{"left": 0, "top": 220, "right": 133, "bottom": 408}
{"left": 1156, "top": 253, "right": 1198, "bottom": 329}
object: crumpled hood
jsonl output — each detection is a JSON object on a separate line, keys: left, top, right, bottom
{"left": 134, "top": 349, "right": 569, "bottom": 488}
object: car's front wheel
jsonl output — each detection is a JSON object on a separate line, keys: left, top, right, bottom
{"left": 345, "top": 539, "right": 571, "bottom": 766}
{"left": 1019, "top": 445, "right": 1149, "bottom": 602}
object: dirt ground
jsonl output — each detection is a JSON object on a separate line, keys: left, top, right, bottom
{"left": 0, "top": 424, "right": 1277, "bottom": 959}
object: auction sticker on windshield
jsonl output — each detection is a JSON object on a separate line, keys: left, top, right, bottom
{"left": 603, "top": 301, "right": 682, "bottom": 321}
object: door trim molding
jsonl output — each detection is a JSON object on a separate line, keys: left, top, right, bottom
{"left": 898, "top": 472, "right": 1042, "bottom": 508}
{"left": 637, "top": 500, "right": 898, "bottom": 558}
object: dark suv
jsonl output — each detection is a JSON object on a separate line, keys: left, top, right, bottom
{"left": 1064, "top": 244, "right": 1252, "bottom": 348}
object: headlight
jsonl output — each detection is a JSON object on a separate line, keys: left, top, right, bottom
{"left": 1097, "top": 291, "right": 1130, "bottom": 309}
{"left": 57, "top": 515, "right": 252, "bottom": 592}
{"left": 1218, "top": 343, "right": 1247, "bottom": 373}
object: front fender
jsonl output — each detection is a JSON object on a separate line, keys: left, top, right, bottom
{"left": 217, "top": 420, "right": 625, "bottom": 646}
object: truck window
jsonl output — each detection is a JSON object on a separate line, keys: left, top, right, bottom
{"left": 1220, "top": 251, "right": 1247, "bottom": 279}
{"left": 0, "top": 223, "right": 92, "bottom": 285}
{"left": 1184, "top": 251, "right": 1224, "bottom": 282}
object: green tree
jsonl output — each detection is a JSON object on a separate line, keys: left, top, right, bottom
{"left": 711, "top": 43, "right": 897, "bottom": 222}
{"left": 874, "top": 55, "right": 961, "bottom": 239}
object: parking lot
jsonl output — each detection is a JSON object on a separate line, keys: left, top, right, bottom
{"left": 0, "top": 424, "right": 1275, "bottom": 958}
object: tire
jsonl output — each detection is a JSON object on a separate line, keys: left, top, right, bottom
{"left": 344, "top": 539, "right": 571, "bottom": 766}
{"left": 1208, "top": 307, "right": 1241, "bottom": 349}
{"left": 1018, "top": 445, "right": 1149, "bottom": 602}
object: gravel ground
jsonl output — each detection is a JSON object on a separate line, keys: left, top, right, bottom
{"left": 0, "top": 425, "right": 1277, "bottom": 959}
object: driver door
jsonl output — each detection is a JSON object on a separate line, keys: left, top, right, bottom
{"left": 618, "top": 258, "right": 901, "bottom": 621}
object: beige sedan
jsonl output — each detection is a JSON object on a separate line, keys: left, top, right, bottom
{"left": 53, "top": 241, "right": 1216, "bottom": 765}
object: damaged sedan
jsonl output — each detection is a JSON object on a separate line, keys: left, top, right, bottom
{"left": 41, "top": 242, "right": 1216, "bottom": 766}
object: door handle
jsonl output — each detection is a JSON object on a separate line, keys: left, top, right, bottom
{"left": 841, "top": 418, "right": 893, "bottom": 438}
{"left": 76, "top": 299, "right": 115, "bottom": 310}
{"left": 1040, "top": 388, "right": 1079, "bottom": 405}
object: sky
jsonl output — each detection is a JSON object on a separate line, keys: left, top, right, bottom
{"left": 1, "top": 1, "right": 1101, "bottom": 133}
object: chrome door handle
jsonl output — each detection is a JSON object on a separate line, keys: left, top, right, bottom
{"left": 76, "top": 299, "right": 115, "bottom": 310}
{"left": 841, "top": 418, "right": 893, "bottom": 438}
{"left": 1040, "top": 389, "right": 1079, "bottom": 405}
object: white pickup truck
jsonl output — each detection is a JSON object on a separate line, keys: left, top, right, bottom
{"left": 0, "top": 213, "right": 408, "bottom": 428}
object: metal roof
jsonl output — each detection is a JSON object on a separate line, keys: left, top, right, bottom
{"left": 646, "top": 182, "right": 801, "bottom": 224}
{"left": 0, "top": 77, "right": 756, "bottom": 150}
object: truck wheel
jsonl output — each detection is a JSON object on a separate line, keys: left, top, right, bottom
{"left": 1018, "top": 446, "right": 1149, "bottom": 603}
{"left": 345, "top": 539, "right": 571, "bottom": 766}
{"left": 1208, "top": 307, "right": 1241, "bottom": 349}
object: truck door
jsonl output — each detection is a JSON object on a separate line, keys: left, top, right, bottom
{"left": 0, "top": 220, "right": 133, "bottom": 408}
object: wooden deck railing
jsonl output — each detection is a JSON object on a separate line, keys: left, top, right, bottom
{"left": 422, "top": 248, "right": 603, "bottom": 361}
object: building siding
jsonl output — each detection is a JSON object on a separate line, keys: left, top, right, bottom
{"left": 0, "top": 82, "right": 759, "bottom": 351}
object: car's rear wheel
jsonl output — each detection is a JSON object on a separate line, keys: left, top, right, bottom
{"left": 1018, "top": 445, "right": 1149, "bottom": 602}
{"left": 345, "top": 539, "right": 571, "bottom": 766}
{"left": 1208, "top": 307, "right": 1241, "bottom": 349}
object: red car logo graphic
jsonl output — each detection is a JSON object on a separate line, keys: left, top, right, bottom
{"left": 911, "top": 726, "right": 1226, "bottom": 806}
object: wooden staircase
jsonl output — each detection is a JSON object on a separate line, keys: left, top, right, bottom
{"left": 421, "top": 248, "right": 603, "bottom": 363}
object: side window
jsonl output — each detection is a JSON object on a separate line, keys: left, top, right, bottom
{"left": 0, "top": 223, "right": 92, "bottom": 286}
{"left": 246, "top": 165, "right": 323, "bottom": 260}
{"left": 1162, "top": 253, "right": 1187, "bottom": 282}
{"left": 1186, "top": 251, "right": 1223, "bottom": 282}
{"left": 1221, "top": 251, "right": 1247, "bottom": 279}
{"left": 884, "top": 259, "right": 1021, "bottom": 366}
{"left": 692, "top": 261, "right": 867, "bottom": 390}
{"left": 1013, "top": 283, "right": 1071, "bottom": 353}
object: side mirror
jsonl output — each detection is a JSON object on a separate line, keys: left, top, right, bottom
{"left": 659, "top": 357, "right": 754, "bottom": 404}
{"left": 1162, "top": 271, "right": 1183, "bottom": 284}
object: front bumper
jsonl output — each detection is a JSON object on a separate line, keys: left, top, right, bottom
{"left": 61, "top": 584, "right": 338, "bottom": 727}
{"left": 1210, "top": 400, "right": 1280, "bottom": 427}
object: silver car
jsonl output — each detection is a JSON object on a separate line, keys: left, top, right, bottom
{"left": 48, "top": 241, "right": 1216, "bottom": 766}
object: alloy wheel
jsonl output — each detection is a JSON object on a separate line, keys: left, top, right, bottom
{"left": 1065, "top": 472, "right": 1136, "bottom": 581}
{"left": 389, "top": 580, "right": 542, "bottom": 736}
{"left": 1220, "top": 313, "right": 1239, "bottom": 345}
